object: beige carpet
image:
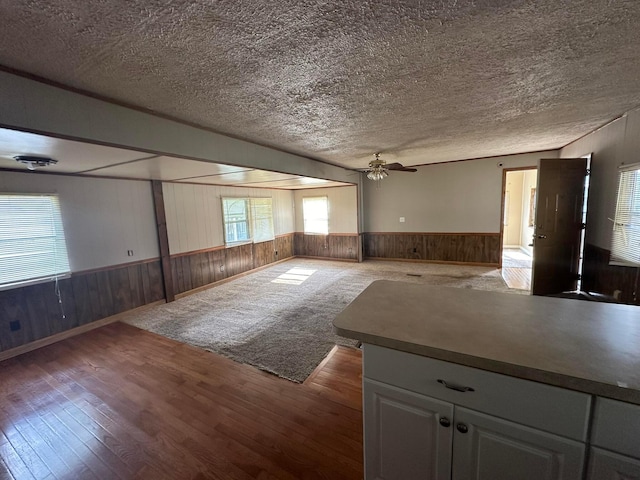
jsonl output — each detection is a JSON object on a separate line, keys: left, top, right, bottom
{"left": 122, "top": 258, "right": 520, "bottom": 382}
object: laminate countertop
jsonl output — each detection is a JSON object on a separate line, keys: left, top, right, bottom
{"left": 333, "top": 280, "right": 640, "bottom": 405}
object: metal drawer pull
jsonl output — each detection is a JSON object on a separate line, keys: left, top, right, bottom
{"left": 437, "top": 379, "right": 475, "bottom": 392}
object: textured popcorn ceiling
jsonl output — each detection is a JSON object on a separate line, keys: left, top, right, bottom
{"left": 1, "top": 1, "right": 640, "bottom": 169}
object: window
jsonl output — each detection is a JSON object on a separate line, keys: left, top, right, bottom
{"left": 303, "top": 196, "right": 329, "bottom": 234}
{"left": 610, "top": 163, "right": 640, "bottom": 266}
{"left": 222, "top": 197, "right": 274, "bottom": 245}
{"left": 0, "top": 193, "right": 70, "bottom": 289}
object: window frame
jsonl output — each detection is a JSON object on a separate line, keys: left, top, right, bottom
{"left": 221, "top": 196, "right": 275, "bottom": 246}
{"left": 0, "top": 192, "right": 71, "bottom": 291}
{"left": 610, "top": 162, "right": 640, "bottom": 267}
{"left": 302, "top": 196, "right": 329, "bottom": 235}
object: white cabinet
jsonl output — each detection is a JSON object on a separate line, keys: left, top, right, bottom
{"left": 362, "top": 344, "right": 590, "bottom": 480}
{"left": 452, "top": 407, "right": 585, "bottom": 480}
{"left": 364, "top": 379, "right": 453, "bottom": 480}
{"left": 587, "top": 448, "right": 640, "bottom": 480}
{"left": 587, "top": 398, "right": 640, "bottom": 479}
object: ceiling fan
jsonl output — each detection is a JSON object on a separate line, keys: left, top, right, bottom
{"left": 364, "top": 153, "right": 417, "bottom": 181}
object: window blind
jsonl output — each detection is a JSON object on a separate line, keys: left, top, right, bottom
{"left": 251, "top": 198, "right": 275, "bottom": 243}
{"left": 0, "top": 194, "right": 71, "bottom": 288}
{"left": 302, "top": 196, "right": 329, "bottom": 234}
{"left": 610, "top": 163, "right": 640, "bottom": 266}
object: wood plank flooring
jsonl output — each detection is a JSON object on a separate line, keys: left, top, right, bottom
{"left": 0, "top": 322, "right": 364, "bottom": 480}
{"left": 502, "top": 266, "right": 531, "bottom": 290}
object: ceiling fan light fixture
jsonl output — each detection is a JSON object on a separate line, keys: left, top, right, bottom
{"left": 14, "top": 155, "right": 58, "bottom": 171}
{"left": 367, "top": 167, "right": 388, "bottom": 181}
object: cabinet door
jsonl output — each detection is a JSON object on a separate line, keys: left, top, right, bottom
{"left": 588, "top": 448, "right": 640, "bottom": 480}
{"left": 363, "top": 379, "right": 453, "bottom": 480}
{"left": 452, "top": 407, "right": 585, "bottom": 480}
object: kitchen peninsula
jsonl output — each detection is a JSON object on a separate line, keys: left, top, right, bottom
{"left": 333, "top": 280, "right": 640, "bottom": 480}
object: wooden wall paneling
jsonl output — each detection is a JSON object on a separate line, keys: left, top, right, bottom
{"left": 0, "top": 288, "right": 32, "bottom": 349}
{"left": 486, "top": 235, "right": 501, "bottom": 264}
{"left": 278, "top": 234, "right": 294, "bottom": 259}
{"left": 70, "top": 274, "right": 95, "bottom": 325}
{"left": 180, "top": 255, "right": 193, "bottom": 293}
{"left": 329, "top": 235, "right": 358, "bottom": 260}
{"left": 22, "top": 283, "right": 52, "bottom": 342}
{"left": 95, "top": 270, "right": 116, "bottom": 318}
{"left": 582, "top": 244, "right": 639, "bottom": 305}
{"left": 189, "top": 253, "right": 204, "bottom": 290}
{"left": 212, "top": 249, "right": 226, "bottom": 282}
{"left": 126, "top": 264, "right": 144, "bottom": 309}
{"left": 108, "top": 267, "right": 133, "bottom": 314}
{"left": 146, "top": 261, "right": 166, "bottom": 302}
{"left": 253, "top": 240, "right": 275, "bottom": 269}
{"left": 172, "top": 257, "right": 184, "bottom": 294}
{"left": 57, "top": 278, "right": 79, "bottom": 331}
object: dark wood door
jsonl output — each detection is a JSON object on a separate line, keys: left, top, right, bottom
{"left": 531, "top": 158, "right": 587, "bottom": 296}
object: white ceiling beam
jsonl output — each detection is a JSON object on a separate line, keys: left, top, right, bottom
{"left": 0, "top": 70, "right": 357, "bottom": 184}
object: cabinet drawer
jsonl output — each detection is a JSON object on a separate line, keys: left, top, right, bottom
{"left": 592, "top": 398, "right": 640, "bottom": 458}
{"left": 363, "top": 343, "right": 591, "bottom": 441}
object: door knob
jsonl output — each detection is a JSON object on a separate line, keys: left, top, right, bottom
{"left": 537, "top": 234, "right": 547, "bottom": 239}
{"left": 439, "top": 417, "right": 451, "bottom": 428}
{"left": 456, "top": 423, "right": 469, "bottom": 434}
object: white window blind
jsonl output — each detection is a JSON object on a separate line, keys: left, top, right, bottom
{"left": 222, "top": 197, "right": 274, "bottom": 245}
{"left": 303, "top": 196, "right": 329, "bottom": 234}
{"left": 610, "top": 163, "right": 640, "bottom": 266}
{"left": 0, "top": 194, "right": 71, "bottom": 289}
{"left": 250, "top": 197, "right": 275, "bottom": 242}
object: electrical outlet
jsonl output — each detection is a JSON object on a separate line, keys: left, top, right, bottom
{"left": 127, "top": 250, "right": 134, "bottom": 256}
{"left": 220, "top": 265, "right": 225, "bottom": 272}
{"left": 413, "top": 247, "right": 417, "bottom": 253}
{"left": 399, "top": 217, "right": 405, "bottom": 223}
{"left": 9, "top": 320, "right": 21, "bottom": 331}
{"left": 275, "top": 250, "right": 278, "bottom": 256}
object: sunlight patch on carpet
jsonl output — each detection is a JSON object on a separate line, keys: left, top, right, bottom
{"left": 271, "top": 267, "right": 316, "bottom": 285}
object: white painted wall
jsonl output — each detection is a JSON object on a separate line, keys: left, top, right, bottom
{"left": 520, "top": 169, "right": 538, "bottom": 255}
{"left": 163, "top": 183, "right": 294, "bottom": 255}
{"left": 503, "top": 170, "right": 524, "bottom": 247}
{"left": 0, "top": 171, "right": 159, "bottom": 271}
{"left": 363, "top": 151, "right": 558, "bottom": 233}
{"left": 293, "top": 186, "right": 358, "bottom": 234}
{"left": 560, "top": 107, "right": 640, "bottom": 250}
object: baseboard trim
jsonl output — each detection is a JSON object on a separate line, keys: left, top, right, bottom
{"left": 0, "top": 299, "right": 166, "bottom": 362}
{"left": 294, "top": 255, "right": 358, "bottom": 263}
{"left": 364, "top": 257, "right": 499, "bottom": 267}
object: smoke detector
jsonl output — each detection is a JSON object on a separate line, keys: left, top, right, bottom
{"left": 14, "top": 155, "right": 58, "bottom": 171}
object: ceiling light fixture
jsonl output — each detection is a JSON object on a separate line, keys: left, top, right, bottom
{"left": 14, "top": 155, "right": 58, "bottom": 171}
{"left": 366, "top": 153, "right": 389, "bottom": 181}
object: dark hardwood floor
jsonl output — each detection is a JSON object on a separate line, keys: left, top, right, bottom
{"left": 0, "top": 323, "right": 364, "bottom": 480}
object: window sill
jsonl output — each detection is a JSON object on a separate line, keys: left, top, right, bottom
{"left": 0, "top": 273, "right": 71, "bottom": 292}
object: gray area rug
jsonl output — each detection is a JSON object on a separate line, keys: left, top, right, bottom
{"left": 122, "top": 259, "right": 519, "bottom": 382}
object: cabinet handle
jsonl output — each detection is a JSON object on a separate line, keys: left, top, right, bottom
{"left": 439, "top": 417, "right": 451, "bottom": 428}
{"left": 456, "top": 423, "right": 469, "bottom": 434}
{"left": 437, "top": 379, "right": 475, "bottom": 392}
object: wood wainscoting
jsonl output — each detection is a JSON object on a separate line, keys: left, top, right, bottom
{"left": 293, "top": 233, "right": 359, "bottom": 261}
{"left": 0, "top": 259, "right": 165, "bottom": 352}
{"left": 171, "top": 233, "right": 296, "bottom": 296}
{"left": 363, "top": 232, "right": 501, "bottom": 265}
{"left": 582, "top": 243, "right": 640, "bottom": 305}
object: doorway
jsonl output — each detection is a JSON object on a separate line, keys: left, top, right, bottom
{"left": 501, "top": 168, "right": 538, "bottom": 290}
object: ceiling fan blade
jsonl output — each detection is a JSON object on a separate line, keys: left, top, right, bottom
{"left": 386, "top": 162, "right": 417, "bottom": 172}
